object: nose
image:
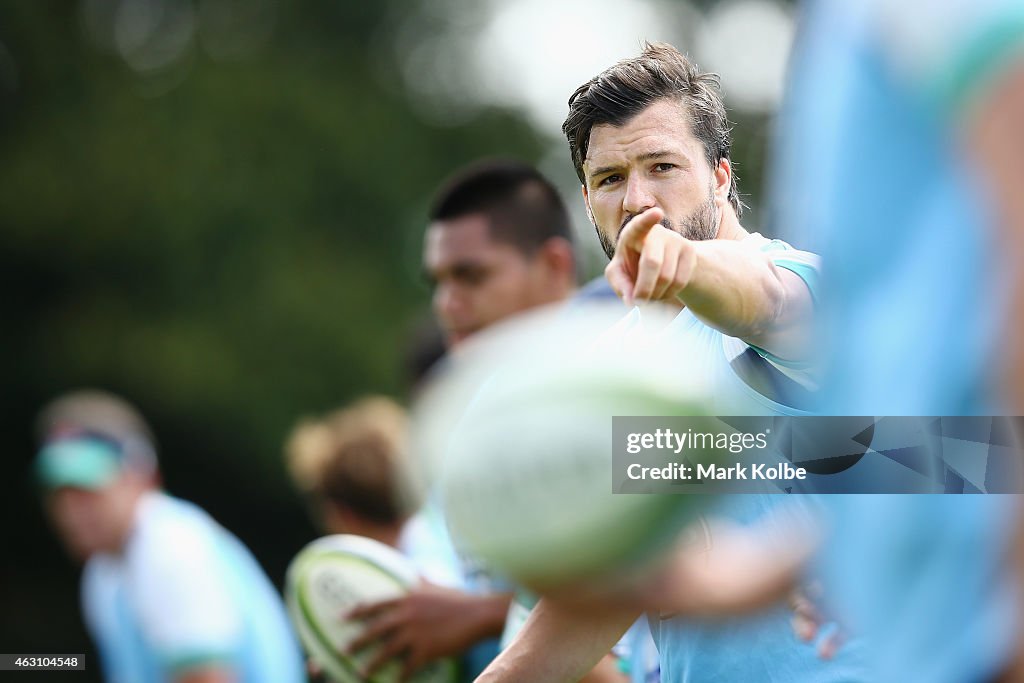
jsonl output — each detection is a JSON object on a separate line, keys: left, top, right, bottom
{"left": 622, "top": 174, "right": 656, "bottom": 216}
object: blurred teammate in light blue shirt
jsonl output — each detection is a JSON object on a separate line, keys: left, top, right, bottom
{"left": 36, "top": 390, "right": 305, "bottom": 683}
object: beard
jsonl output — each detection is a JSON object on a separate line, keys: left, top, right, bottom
{"left": 597, "top": 188, "right": 719, "bottom": 260}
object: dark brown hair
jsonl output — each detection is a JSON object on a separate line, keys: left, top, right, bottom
{"left": 562, "top": 42, "right": 742, "bottom": 216}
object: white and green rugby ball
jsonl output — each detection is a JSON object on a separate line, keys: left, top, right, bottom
{"left": 413, "top": 302, "right": 724, "bottom": 590}
{"left": 285, "top": 535, "right": 458, "bottom": 683}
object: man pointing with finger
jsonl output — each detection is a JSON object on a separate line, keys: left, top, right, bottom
{"left": 477, "top": 43, "right": 866, "bottom": 683}
{"left": 569, "top": 42, "right": 818, "bottom": 411}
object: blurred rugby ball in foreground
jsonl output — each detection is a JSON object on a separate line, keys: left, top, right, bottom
{"left": 413, "top": 302, "right": 725, "bottom": 589}
{"left": 285, "top": 535, "right": 457, "bottom": 683}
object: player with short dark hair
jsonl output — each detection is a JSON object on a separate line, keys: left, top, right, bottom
{"left": 429, "top": 159, "right": 574, "bottom": 252}
{"left": 348, "top": 161, "right": 633, "bottom": 683}
{"left": 423, "top": 159, "right": 577, "bottom": 348}
{"left": 563, "top": 41, "right": 744, "bottom": 247}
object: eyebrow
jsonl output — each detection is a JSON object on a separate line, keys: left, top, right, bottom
{"left": 587, "top": 150, "right": 678, "bottom": 180}
{"left": 638, "top": 150, "right": 676, "bottom": 162}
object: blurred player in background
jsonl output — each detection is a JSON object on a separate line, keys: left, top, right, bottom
{"left": 768, "top": 1, "right": 1024, "bottom": 681}
{"left": 423, "top": 159, "right": 577, "bottom": 349}
{"left": 35, "top": 390, "right": 305, "bottom": 683}
{"left": 478, "top": 43, "right": 867, "bottom": 683}
{"left": 285, "top": 395, "right": 480, "bottom": 680}
{"left": 347, "top": 161, "right": 636, "bottom": 682}
{"left": 285, "top": 395, "right": 462, "bottom": 586}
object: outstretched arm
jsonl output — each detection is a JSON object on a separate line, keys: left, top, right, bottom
{"left": 605, "top": 208, "right": 813, "bottom": 360}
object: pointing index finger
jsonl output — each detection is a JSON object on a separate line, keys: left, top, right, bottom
{"left": 617, "top": 207, "right": 664, "bottom": 252}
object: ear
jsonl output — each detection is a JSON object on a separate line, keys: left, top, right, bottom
{"left": 581, "top": 184, "right": 596, "bottom": 226}
{"left": 537, "top": 236, "right": 576, "bottom": 282}
{"left": 714, "top": 158, "right": 732, "bottom": 208}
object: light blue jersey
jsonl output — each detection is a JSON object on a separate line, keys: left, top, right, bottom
{"left": 81, "top": 492, "right": 305, "bottom": 683}
{"left": 622, "top": 232, "right": 820, "bottom": 416}
{"left": 627, "top": 235, "right": 869, "bottom": 682}
{"left": 408, "top": 497, "right": 506, "bottom": 681}
{"left": 653, "top": 494, "right": 868, "bottom": 683}
{"left": 774, "top": 1, "right": 1024, "bottom": 681}
{"left": 817, "top": 494, "right": 1018, "bottom": 683}
{"left": 649, "top": 492, "right": 869, "bottom": 682}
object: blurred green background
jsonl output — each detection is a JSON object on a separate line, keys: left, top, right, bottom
{"left": 0, "top": 0, "right": 790, "bottom": 678}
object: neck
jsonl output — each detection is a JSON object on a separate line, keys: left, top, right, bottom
{"left": 715, "top": 206, "right": 748, "bottom": 242}
{"left": 110, "top": 487, "right": 150, "bottom": 555}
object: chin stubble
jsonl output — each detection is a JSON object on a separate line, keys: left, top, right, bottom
{"left": 598, "top": 191, "right": 719, "bottom": 260}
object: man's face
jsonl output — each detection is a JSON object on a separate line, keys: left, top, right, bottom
{"left": 424, "top": 214, "right": 549, "bottom": 348}
{"left": 45, "top": 479, "right": 138, "bottom": 561}
{"left": 582, "top": 98, "right": 726, "bottom": 258}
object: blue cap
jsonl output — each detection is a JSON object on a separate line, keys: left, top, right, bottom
{"left": 35, "top": 437, "right": 123, "bottom": 490}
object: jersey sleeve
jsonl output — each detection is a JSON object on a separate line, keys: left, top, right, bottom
{"left": 79, "top": 557, "right": 124, "bottom": 681}
{"left": 749, "top": 239, "right": 821, "bottom": 386}
{"left": 764, "top": 240, "right": 821, "bottom": 307}
{"left": 126, "top": 510, "right": 244, "bottom": 676}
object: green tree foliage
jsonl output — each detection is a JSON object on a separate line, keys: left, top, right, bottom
{"left": 0, "top": 1, "right": 544, "bottom": 670}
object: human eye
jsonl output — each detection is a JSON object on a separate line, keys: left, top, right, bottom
{"left": 597, "top": 174, "right": 622, "bottom": 187}
{"left": 653, "top": 162, "right": 676, "bottom": 172}
{"left": 453, "top": 264, "right": 488, "bottom": 286}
